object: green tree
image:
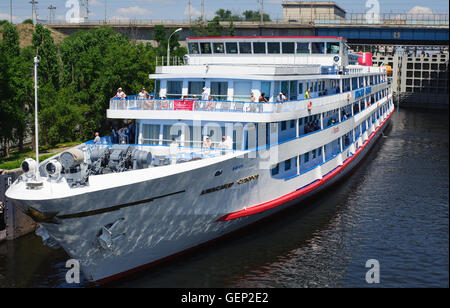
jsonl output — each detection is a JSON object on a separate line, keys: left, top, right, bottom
{"left": 243, "top": 10, "right": 271, "bottom": 22}
{"left": 0, "top": 22, "right": 29, "bottom": 157}
{"left": 32, "top": 24, "right": 59, "bottom": 90}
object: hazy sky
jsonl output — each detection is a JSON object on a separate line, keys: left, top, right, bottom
{"left": 1, "top": 0, "right": 448, "bottom": 23}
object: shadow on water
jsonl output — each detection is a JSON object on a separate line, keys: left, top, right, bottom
{"left": 1, "top": 108, "right": 448, "bottom": 288}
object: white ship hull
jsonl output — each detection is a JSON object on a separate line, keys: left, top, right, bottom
{"left": 6, "top": 108, "right": 393, "bottom": 284}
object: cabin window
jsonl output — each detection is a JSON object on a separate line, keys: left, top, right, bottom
{"left": 188, "top": 81, "right": 205, "bottom": 97}
{"left": 188, "top": 42, "right": 199, "bottom": 54}
{"left": 271, "top": 164, "right": 279, "bottom": 176}
{"left": 289, "top": 81, "right": 297, "bottom": 100}
{"left": 210, "top": 82, "right": 228, "bottom": 101}
{"left": 281, "top": 121, "right": 287, "bottom": 131}
{"left": 200, "top": 42, "right": 212, "bottom": 54}
{"left": 281, "top": 81, "right": 289, "bottom": 97}
{"left": 298, "top": 82, "right": 303, "bottom": 94}
{"left": 166, "top": 81, "right": 182, "bottom": 99}
{"left": 226, "top": 42, "right": 238, "bottom": 54}
{"left": 311, "top": 42, "right": 325, "bottom": 54}
{"left": 239, "top": 42, "right": 252, "bottom": 54}
{"left": 142, "top": 124, "right": 160, "bottom": 144}
{"left": 213, "top": 42, "right": 225, "bottom": 54}
{"left": 326, "top": 42, "right": 340, "bottom": 54}
{"left": 268, "top": 42, "right": 280, "bottom": 54}
{"left": 261, "top": 81, "right": 271, "bottom": 99}
{"left": 233, "top": 81, "right": 252, "bottom": 101}
{"left": 282, "top": 42, "right": 295, "bottom": 54}
{"left": 154, "top": 79, "right": 160, "bottom": 98}
{"left": 304, "top": 152, "right": 309, "bottom": 163}
{"left": 296, "top": 42, "right": 310, "bottom": 54}
{"left": 290, "top": 119, "right": 295, "bottom": 128}
{"left": 285, "top": 159, "right": 291, "bottom": 171}
{"left": 253, "top": 42, "right": 266, "bottom": 54}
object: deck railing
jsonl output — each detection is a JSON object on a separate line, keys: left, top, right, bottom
{"left": 109, "top": 84, "right": 389, "bottom": 115}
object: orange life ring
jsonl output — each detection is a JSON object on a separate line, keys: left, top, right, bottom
{"left": 307, "top": 101, "right": 312, "bottom": 111}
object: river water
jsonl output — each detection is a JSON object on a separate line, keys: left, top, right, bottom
{"left": 0, "top": 107, "right": 448, "bottom": 288}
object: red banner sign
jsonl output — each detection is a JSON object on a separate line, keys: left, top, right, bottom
{"left": 174, "top": 100, "right": 194, "bottom": 111}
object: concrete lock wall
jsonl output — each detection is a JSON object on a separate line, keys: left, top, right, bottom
{"left": 0, "top": 169, "right": 39, "bottom": 242}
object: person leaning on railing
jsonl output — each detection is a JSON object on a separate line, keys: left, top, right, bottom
{"left": 113, "top": 87, "right": 126, "bottom": 99}
{"left": 138, "top": 88, "right": 149, "bottom": 99}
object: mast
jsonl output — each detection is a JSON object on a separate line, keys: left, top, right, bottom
{"left": 34, "top": 56, "right": 40, "bottom": 179}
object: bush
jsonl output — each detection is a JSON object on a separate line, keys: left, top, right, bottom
{"left": 22, "top": 19, "right": 33, "bottom": 25}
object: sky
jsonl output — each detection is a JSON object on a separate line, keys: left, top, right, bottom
{"left": 0, "top": 0, "right": 448, "bottom": 23}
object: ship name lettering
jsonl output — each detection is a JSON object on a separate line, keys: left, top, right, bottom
{"left": 237, "top": 174, "right": 259, "bottom": 185}
{"left": 200, "top": 182, "right": 234, "bottom": 195}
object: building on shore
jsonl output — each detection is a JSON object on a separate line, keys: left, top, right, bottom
{"left": 281, "top": 1, "right": 346, "bottom": 23}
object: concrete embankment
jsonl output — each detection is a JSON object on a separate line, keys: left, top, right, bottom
{"left": 0, "top": 169, "right": 39, "bottom": 242}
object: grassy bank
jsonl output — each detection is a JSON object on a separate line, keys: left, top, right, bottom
{"left": 0, "top": 141, "right": 81, "bottom": 170}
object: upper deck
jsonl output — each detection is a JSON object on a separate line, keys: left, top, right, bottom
{"left": 183, "top": 36, "right": 349, "bottom": 67}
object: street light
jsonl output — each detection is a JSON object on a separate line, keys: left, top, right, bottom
{"left": 167, "top": 28, "right": 182, "bottom": 66}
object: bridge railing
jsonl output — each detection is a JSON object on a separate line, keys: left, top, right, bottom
{"left": 42, "top": 13, "right": 449, "bottom": 26}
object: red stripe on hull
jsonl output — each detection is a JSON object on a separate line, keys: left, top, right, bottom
{"left": 217, "top": 110, "right": 394, "bottom": 222}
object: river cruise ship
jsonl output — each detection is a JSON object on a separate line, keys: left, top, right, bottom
{"left": 6, "top": 36, "right": 394, "bottom": 284}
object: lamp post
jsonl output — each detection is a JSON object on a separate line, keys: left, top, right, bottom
{"left": 167, "top": 28, "right": 182, "bottom": 66}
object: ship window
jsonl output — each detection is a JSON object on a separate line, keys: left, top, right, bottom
{"left": 304, "top": 152, "right": 309, "bottom": 163}
{"left": 326, "top": 42, "right": 340, "bottom": 54}
{"left": 253, "top": 42, "right": 266, "bottom": 54}
{"left": 166, "top": 81, "right": 182, "bottom": 99}
{"left": 210, "top": 82, "right": 228, "bottom": 101}
{"left": 142, "top": 124, "right": 160, "bottom": 144}
{"left": 290, "top": 119, "right": 295, "bottom": 128}
{"left": 298, "top": 82, "right": 303, "bottom": 94}
{"left": 289, "top": 81, "right": 297, "bottom": 100}
{"left": 296, "top": 42, "right": 310, "bottom": 54}
{"left": 233, "top": 81, "right": 252, "bottom": 101}
{"left": 282, "top": 42, "right": 295, "bottom": 54}
{"left": 281, "top": 121, "right": 287, "bottom": 131}
{"left": 188, "top": 42, "right": 199, "bottom": 54}
{"left": 271, "top": 164, "right": 279, "bottom": 176}
{"left": 285, "top": 159, "right": 291, "bottom": 171}
{"left": 188, "top": 81, "right": 205, "bottom": 97}
{"left": 261, "top": 81, "right": 271, "bottom": 99}
{"left": 311, "top": 42, "right": 325, "bottom": 54}
{"left": 154, "top": 79, "right": 160, "bottom": 98}
{"left": 281, "top": 81, "right": 289, "bottom": 97}
{"left": 268, "top": 42, "right": 280, "bottom": 54}
{"left": 239, "top": 42, "right": 252, "bottom": 54}
{"left": 213, "top": 42, "right": 225, "bottom": 54}
{"left": 200, "top": 42, "right": 212, "bottom": 54}
{"left": 226, "top": 42, "right": 238, "bottom": 54}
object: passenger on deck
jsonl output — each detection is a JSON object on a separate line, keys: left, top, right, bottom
{"left": 250, "top": 92, "right": 256, "bottom": 102}
{"left": 277, "top": 93, "right": 286, "bottom": 103}
{"left": 138, "top": 88, "right": 149, "bottom": 99}
{"left": 201, "top": 87, "right": 209, "bottom": 100}
{"left": 202, "top": 136, "right": 212, "bottom": 149}
{"left": 304, "top": 89, "right": 311, "bottom": 99}
{"left": 114, "top": 88, "right": 126, "bottom": 99}
{"left": 94, "top": 132, "right": 101, "bottom": 143}
{"left": 259, "top": 93, "right": 268, "bottom": 103}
